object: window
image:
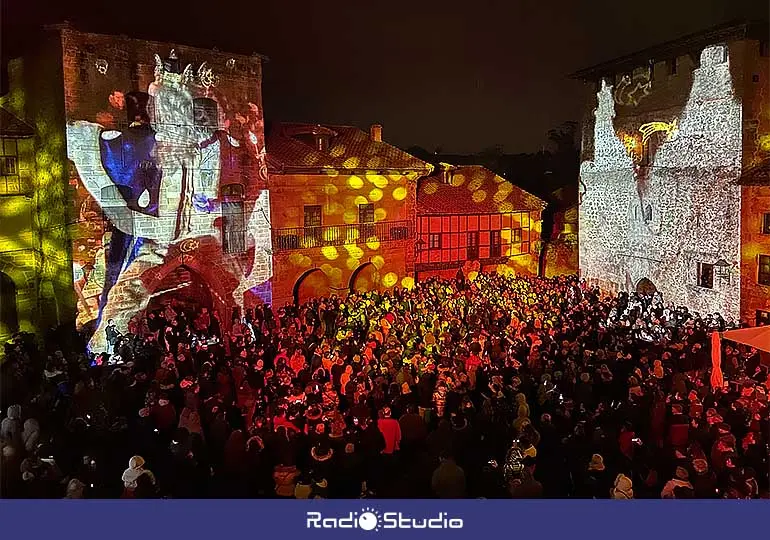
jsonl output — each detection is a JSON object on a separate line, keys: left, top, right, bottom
{"left": 358, "top": 203, "right": 375, "bottom": 223}
{"left": 193, "top": 97, "right": 219, "bottom": 128}
{"left": 762, "top": 213, "right": 770, "bottom": 234}
{"left": 644, "top": 205, "right": 652, "bottom": 222}
{"left": 126, "top": 92, "right": 151, "bottom": 124}
{"left": 758, "top": 310, "right": 770, "bottom": 326}
{"left": 512, "top": 228, "right": 522, "bottom": 243}
{"left": 304, "top": 205, "right": 323, "bottom": 247}
{"left": 0, "top": 138, "right": 21, "bottom": 194}
{"left": 753, "top": 74, "right": 761, "bottom": 83}
{"left": 698, "top": 262, "right": 714, "bottom": 289}
{"left": 759, "top": 255, "right": 770, "bottom": 286}
{"left": 222, "top": 201, "right": 246, "bottom": 254}
{"left": 668, "top": 57, "right": 678, "bottom": 75}
{"left": 304, "top": 205, "right": 322, "bottom": 228}
{"left": 761, "top": 41, "right": 769, "bottom": 58}
{"left": 467, "top": 231, "right": 479, "bottom": 260}
{"left": 428, "top": 233, "right": 441, "bottom": 250}
{"left": 490, "top": 229, "right": 502, "bottom": 257}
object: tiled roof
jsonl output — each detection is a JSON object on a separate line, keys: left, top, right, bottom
{"left": 0, "top": 107, "right": 35, "bottom": 138}
{"left": 417, "top": 165, "right": 545, "bottom": 215}
{"left": 267, "top": 122, "right": 432, "bottom": 172}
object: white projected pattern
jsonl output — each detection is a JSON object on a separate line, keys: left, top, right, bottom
{"left": 579, "top": 45, "right": 742, "bottom": 320}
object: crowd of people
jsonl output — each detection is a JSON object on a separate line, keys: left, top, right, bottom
{"left": 1, "top": 273, "right": 768, "bottom": 499}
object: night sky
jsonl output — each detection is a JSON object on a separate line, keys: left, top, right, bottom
{"left": 2, "top": 0, "right": 766, "bottom": 153}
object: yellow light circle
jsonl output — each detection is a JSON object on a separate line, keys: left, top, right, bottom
{"left": 401, "top": 276, "right": 415, "bottom": 290}
{"left": 346, "top": 257, "right": 361, "bottom": 270}
{"left": 392, "top": 186, "right": 407, "bottom": 201}
{"left": 369, "top": 188, "right": 383, "bottom": 202}
{"left": 371, "top": 255, "right": 385, "bottom": 269}
{"left": 354, "top": 195, "right": 369, "bottom": 206}
{"left": 347, "top": 176, "right": 364, "bottom": 189}
{"left": 451, "top": 174, "right": 465, "bottom": 186}
{"left": 374, "top": 208, "right": 387, "bottom": 221}
{"left": 343, "top": 210, "right": 357, "bottom": 223}
{"left": 321, "top": 246, "right": 339, "bottom": 260}
{"left": 382, "top": 272, "right": 398, "bottom": 288}
{"left": 472, "top": 190, "right": 487, "bottom": 203}
{"left": 366, "top": 239, "right": 381, "bottom": 251}
{"left": 323, "top": 183, "right": 339, "bottom": 195}
{"left": 320, "top": 263, "right": 333, "bottom": 275}
{"left": 367, "top": 174, "right": 388, "bottom": 189}
{"left": 345, "top": 244, "right": 364, "bottom": 258}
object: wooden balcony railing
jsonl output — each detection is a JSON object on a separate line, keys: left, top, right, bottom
{"left": 272, "top": 220, "right": 413, "bottom": 252}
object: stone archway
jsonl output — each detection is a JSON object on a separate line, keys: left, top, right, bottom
{"left": 349, "top": 262, "right": 378, "bottom": 294}
{"left": 636, "top": 277, "right": 657, "bottom": 296}
{"left": 147, "top": 265, "right": 213, "bottom": 314}
{"left": 0, "top": 271, "right": 19, "bottom": 336}
{"left": 293, "top": 268, "right": 331, "bottom": 305}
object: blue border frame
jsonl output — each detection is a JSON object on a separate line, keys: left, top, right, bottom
{"left": 0, "top": 500, "right": 766, "bottom": 539}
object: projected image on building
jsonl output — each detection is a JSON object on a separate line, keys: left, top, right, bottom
{"left": 65, "top": 40, "right": 271, "bottom": 353}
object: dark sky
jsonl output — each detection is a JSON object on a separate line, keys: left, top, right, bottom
{"left": 2, "top": 0, "right": 767, "bottom": 153}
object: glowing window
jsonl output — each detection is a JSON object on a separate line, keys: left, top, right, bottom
{"left": 512, "top": 228, "right": 522, "bottom": 243}
{"left": 428, "top": 233, "right": 441, "bottom": 249}
{"left": 762, "top": 213, "right": 770, "bottom": 234}
{"left": 759, "top": 255, "right": 770, "bottom": 286}
{"left": 757, "top": 310, "right": 770, "bottom": 326}
{"left": 698, "top": 262, "right": 714, "bottom": 289}
{"left": 0, "top": 138, "right": 21, "bottom": 194}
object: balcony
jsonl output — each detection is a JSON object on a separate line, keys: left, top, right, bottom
{"left": 273, "top": 220, "right": 413, "bottom": 252}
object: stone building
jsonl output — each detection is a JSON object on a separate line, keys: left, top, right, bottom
{"left": 266, "top": 123, "right": 433, "bottom": 306}
{"left": 573, "top": 21, "right": 769, "bottom": 323}
{"left": 0, "top": 106, "right": 53, "bottom": 345}
{"left": 2, "top": 24, "right": 271, "bottom": 351}
{"left": 415, "top": 164, "right": 544, "bottom": 280}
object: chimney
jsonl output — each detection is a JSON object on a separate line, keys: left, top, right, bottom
{"left": 370, "top": 124, "right": 382, "bottom": 142}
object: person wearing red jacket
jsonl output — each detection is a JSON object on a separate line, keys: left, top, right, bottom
{"left": 377, "top": 407, "right": 401, "bottom": 455}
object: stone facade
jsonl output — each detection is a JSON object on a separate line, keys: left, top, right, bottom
{"left": 578, "top": 32, "right": 770, "bottom": 323}
{"left": 4, "top": 25, "right": 270, "bottom": 351}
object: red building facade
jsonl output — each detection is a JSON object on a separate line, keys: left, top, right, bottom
{"left": 415, "top": 165, "right": 545, "bottom": 279}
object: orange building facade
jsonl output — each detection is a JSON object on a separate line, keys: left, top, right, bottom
{"left": 415, "top": 165, "right": 545, "bottom": 280}
{"left": 266, "top": 123, "right": 433, "bottom": 306}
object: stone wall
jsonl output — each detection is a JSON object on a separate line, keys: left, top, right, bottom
{"left": 580, "top": 44, "right": 746, "bottom": 320}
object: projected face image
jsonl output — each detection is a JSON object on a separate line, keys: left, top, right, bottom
{"left": 67, "top": 49, "right": 271, "bottom": 352}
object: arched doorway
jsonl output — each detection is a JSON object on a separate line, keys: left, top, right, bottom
{"left": 349, "top": 262, "right": 379, "bottom": 294}
{"left": 293, "top": 269, "right": 331, "bottom": 305}
{"left": 636, "top": 277, "right": 657, "bottom": 296}
{"left": 0, "top": 271, "right": 19, "bottom": 335}
{"left": 147, "top": 265, "right": 213, "bottom": 314}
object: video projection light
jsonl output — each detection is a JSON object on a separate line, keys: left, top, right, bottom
{"left": 67, "top": 50, "right": 271, "bottom": 352}
{"left": 579, "top": 45, "right": 742, "bottom": 320}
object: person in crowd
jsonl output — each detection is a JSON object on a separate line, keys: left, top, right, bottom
{"left": 0, "top": 273, "right": 767, "bottom": 499}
